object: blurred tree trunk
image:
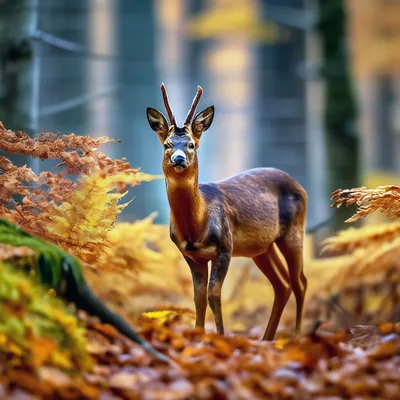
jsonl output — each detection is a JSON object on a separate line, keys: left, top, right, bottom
{"left": 317, "top": 0, "right": 360, "bottom": 231}
{"left": 0, "top": 0, "right": 35, "bottom": 166}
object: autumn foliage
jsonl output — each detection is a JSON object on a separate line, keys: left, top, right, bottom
{"left": 286, "top": 185, "right": 400, "bottom": 337}
{"left": 331, "top": 185, "right": 400, "bottom": 222}
{"left": 0, "top": 122, "right": 157, "bottom": 265}
{"left": 0, "top": 261, "right": 90, "bottom": 371}
{"left": 0, "top": 124, "right": 400, "bottom": 399}
{"left": 327, "top": 186, "right": 400, "bottom": 293}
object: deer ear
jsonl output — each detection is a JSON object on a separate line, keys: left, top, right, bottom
{"left": 146, "top": 107, "right": 169, "bottom": 141}
{"left": 191, "top": 106, "right": 214, "bottom": 139}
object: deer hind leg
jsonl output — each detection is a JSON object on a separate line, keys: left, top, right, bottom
{"left": 253, "top": 244, "right": 292, "bottom": 341}
{"left": 276, "top": 224, "right": 307, "bottom": 334}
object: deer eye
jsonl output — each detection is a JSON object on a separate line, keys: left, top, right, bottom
{"left": 188, "top": 142, "right": 195, "bottom": 149}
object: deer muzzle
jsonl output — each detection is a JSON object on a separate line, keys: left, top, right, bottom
{"left": 171, "top": 150, "right": 187, "bottom": 169}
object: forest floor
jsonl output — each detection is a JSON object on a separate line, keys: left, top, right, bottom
{"left": 1, "top": 309, "right": 400, "bottom": 400}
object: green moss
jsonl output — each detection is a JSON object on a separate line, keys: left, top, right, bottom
{"left": 0, "top": 219, "right": 84, "bottom": 292}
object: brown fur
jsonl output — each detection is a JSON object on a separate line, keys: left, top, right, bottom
{"left": 147, "top": 85, "right": 308, "bottom": 341}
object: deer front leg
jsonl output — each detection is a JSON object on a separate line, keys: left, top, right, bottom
{"left": 208, "top": 250, "right": 231, "bottom": 335}
{"left": 184, "top": 256, "right": 208, "bottom": 329}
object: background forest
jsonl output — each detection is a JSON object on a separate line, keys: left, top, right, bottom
{"left": 1, "top": 0, "right": 400, "bottom": 399}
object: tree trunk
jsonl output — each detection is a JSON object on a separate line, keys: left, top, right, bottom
{"left": 0, "top": 0, "right": 35, "bottom": 167}
{"left": 317, "top": 0, "right": 360, "bottom": 231}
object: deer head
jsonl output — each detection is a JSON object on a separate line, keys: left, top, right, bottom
{"left": 146, "top": 84, "right": 214, "bottom": 176}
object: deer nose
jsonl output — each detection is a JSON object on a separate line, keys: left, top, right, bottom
{"left": 171, "top": 150, "right": 187, "bottom": 167}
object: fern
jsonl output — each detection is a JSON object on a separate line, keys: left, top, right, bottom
{"left": 331, "top": 185, "right": 400, "bottom": 222}
{"left": 0, "top": 124, "right": 160, "bottom": 266}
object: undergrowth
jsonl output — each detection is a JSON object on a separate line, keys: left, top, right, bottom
{"left": 0, "top": 260, "right": 90, "bottom": 372}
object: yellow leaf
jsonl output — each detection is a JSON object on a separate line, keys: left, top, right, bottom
{"left": 51, "top": 350, "right": 74, "bottom": 370}
{"left": 8, "top": 342, "right": 23, "bottom": 356}
{"left": 274, "top": 339, "right": 290, "bottom": 350}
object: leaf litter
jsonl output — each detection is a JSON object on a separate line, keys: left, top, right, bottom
{"left": 3, "top": 312, "right": 399, "bottom": 399}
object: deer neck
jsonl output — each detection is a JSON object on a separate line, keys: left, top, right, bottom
{"left": 166, "top": 173, "right": 206, "bottom": 241}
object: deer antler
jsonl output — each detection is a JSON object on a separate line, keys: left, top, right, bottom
{"left": 160, "top": 83, "right": 176, "bottom": 126}
{"left": 184, "top": 86, "right": 203, "bottom": 125}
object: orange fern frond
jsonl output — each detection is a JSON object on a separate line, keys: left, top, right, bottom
{"left": 331, "top": 185, "right": 400, "bottom": 222}
{"left": 0, "top": 156, "right": 37, "bottom": 200}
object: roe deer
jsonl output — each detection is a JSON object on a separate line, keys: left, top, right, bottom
{"left": 146, "top": 84, "right": 307, "bottom": 340}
